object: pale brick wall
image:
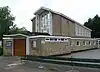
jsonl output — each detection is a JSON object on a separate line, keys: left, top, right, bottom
{"left": 29, "top": 37, "right": 98, "bottom": 56}
{"left": 70, "top": 39, "right": 97, "bottom": 52}
{"left": 3, "top": 39, "right": 13, "bottom": 56}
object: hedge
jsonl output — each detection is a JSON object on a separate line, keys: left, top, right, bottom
{"left": 0, "top": 46, "right": 3, "bottom": 56}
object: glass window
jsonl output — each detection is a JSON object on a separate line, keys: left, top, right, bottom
{"left": 50, "top": 38, "right": 54, "bottom": 41}
{"left": 46, "top": 38, "right": 49, "bottom": 40}
{"left": 48, "top": 13, "right": 50, "bottom": 20}
{"left": 54, "top": 38, "right": 57, "bottom": 41}
{"left": 44, "top": 25, "right": 47, "bottom": 30}
{"left": 50, "top": 38, "right": 57, "bottom": 41}
{"left": 89, "top": 41, "right": 91, "bottom": 45}
{"left": 45, "top": 38, "right": 50, "bottom": 41}
{"left": 61, "top": 38, "right": 64, "bottom": 41}
{"left": 83, "top": 41, "right": 86, "bottom": 45}
{"left": 33, "top": 41, "right": 36, "bottom": 47}
{"left": 41, "top": 29, "right": 44, "bottom": 32}
{"left": 5, "top": 41, "right": 12, "bottom": 48}
{"left": 70, "top": 41, "right": 72, "bottom": 46}
{"left": 94, "top": 41, "right": 96, "bottom": 45}
{"left": 58, "top": 39, "right": 61, "bottom": 41}
{"left": 47, "top": 28, "right": 49, "bottom": 33}
{"left": 44, "top": 15, "right": 47, "bottom": 25}
{"left": 76, "top": 41, "right": 80, "bottom": 46}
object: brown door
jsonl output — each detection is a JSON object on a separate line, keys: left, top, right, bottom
{"left": 13, "top": 39, "right": 26, "bottom": 56}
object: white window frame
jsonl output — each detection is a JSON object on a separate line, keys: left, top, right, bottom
{"left": 83, "top": 41, "right": 86, "bottom": 46}
{"left": 45, "top": 38, "right": 50, "bottom": 42}
{"left": 89, "top": 41, "right": 91, "bottom": 45}
{"left": 70, "top": 41, "right": 73, "bottom": 46}
{"left": 76, "top": 41, "right": 80, "bottom": 46}
{"left": 45, "top": 38, "right": 69, "bottom": 42}
{"left": 94, "top": 41, "right": 96, "bottom": 45}
{"left": 32, "top": 41, "right": 36, "bottom": 47}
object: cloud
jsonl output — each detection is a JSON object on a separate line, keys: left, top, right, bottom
{"left": 47, "top": 0, "right": 100, "bottom": 24}
{"left": 9, "top": 0, "right": 42, "bottom": 31}
{"left": 0, "top": 0, "right": 100, "bottom": 31}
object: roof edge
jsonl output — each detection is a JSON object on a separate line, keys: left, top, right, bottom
{"left": 3, "top": 34, "right": 29, "bottom": 37}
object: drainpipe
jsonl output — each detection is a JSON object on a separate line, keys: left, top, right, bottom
{"left": 26, "top": 37, "right": 30, "bottom": 55}
{"left": 98, "top": 40, "right": 100, "bottom": 48}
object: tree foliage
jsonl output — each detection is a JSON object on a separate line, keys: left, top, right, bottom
{"left": 9, "top": 24, "right": 28, "bottom": 34}
{"left": 0, "top": 6, "right": 15, "bottom": 35}
{"left": 84, "top": 14, "right": 100, "bottom": 38}
{"left": 0, "top": 6, "right": 28, "bottom": 39}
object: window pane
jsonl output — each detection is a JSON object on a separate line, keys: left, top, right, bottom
{"left": 76, "top": 41, "right": 80, "bottom": 46}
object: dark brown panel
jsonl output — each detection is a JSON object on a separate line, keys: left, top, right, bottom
{"left": 13, "top": 39, "right": 26, "bottom": 56}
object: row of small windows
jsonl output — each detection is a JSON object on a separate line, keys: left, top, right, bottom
{"left": 75, "top": 41, "right": 96, "bottom": 46}
{"left": 45, "top": 38, "right": 68, "bottom": 42}
{"left": 76, "top": 24, "right": 91, "bottom": 37}
{"left": 45, "top": 38, "right": 97, "bottom": 46}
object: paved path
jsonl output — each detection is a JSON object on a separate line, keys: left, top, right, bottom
{"left": 24, "top": 60, "right": 100, "bottom": 72}
{"left": 0, "top": 56, "right": 100, "bottom": 72}
{"left": 0, "top": 56, "right": 52, "bottom": 72}
{"left": 60, "top": 48, "right": 100, "bottom": 59}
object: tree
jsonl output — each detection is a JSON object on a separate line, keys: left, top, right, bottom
{"left": 84, "top": 14, "right": 100, "bottom": 38}
{"left": 0, "top": 6, "right": 15, "bottom": 38}
{"left": 9, "top": 24, "right": 28, "bottom": 34}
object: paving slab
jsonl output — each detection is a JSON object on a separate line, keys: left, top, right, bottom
{"left": 60, "top": 49, "right": 100, "bottom": 59}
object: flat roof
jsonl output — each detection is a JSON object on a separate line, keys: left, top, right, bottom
{"left": 3, "top": 34, "right": 97, "bottom": 40}
{"left": 3, "top": 34, "right": 28, "bottom": 37}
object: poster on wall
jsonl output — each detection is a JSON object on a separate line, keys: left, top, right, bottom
{"left": 5, "top": 41, "right": 12, "bottom": 48}
{"left": 33, "top": 41, "right": 36, "bottom": 47}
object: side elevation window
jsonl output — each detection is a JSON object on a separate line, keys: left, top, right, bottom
{"left": 70, "top": 41, "right": 72, "bottom": 46}
{"left": 83, "top": 41, "right": 86, "bottom": 46}
{"left": 94, "top": 41, "right": 96, "bottom": 45}
{"left": 45, "top": 38, "right": 50, "bottom": 40}
{"left": 32, "top": 41, "right": 36, "bottom": 47}
{"left": 76, "top": 41, "right": 80, "bottom": 46}
{"left": 50, "top": 38, "right": 57, "bottom": 41}
{"left": 89, "top": 41, "right": 91, "bottom": 45}
{"left": 61, "top": 38, "right": 64, "bottom": 41}
{"left": 65, "top": 39, "right": 68, "bottom": 42}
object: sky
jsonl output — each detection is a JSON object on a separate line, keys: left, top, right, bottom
{"left": 0, "top": 0, "right": 100, "bottom": 31}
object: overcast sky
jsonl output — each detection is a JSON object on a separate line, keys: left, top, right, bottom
{"left": 0, "top": 0, "right": 100, "bottom": 31}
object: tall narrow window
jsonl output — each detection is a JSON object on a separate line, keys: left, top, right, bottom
{"left": 76, "top": 41, "right": 80, "bottom": 46}
{"left": 70, "top": 41, "right": 72, "bottom": 46}
{"left": 32, "top": 41, "right": 36, "bottom": 47}
{"left": 94, "top": 41, "right": 96, "bottom": 45}
{"left": 48, "top": 13, "right": 50, "bottom": 20}
{"left": 83, "top": 41, "right": 86, "bottom": 46}
{"left": 89, "top": 41, "right": 91, "bottom": 45}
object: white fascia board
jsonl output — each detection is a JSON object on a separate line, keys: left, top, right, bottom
{"left": 29, "top": 35, "right": 71, "bottom": 39}
{"left": 3, "top": 38, "right": 13, "bottom": 39}
{"left": 3, "top": 34, "right": 29, "bottom": 38}
{"left": 71, "top": 38, "right": 97, "bottom": 40}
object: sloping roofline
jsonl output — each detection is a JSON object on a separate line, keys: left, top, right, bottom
{"left": 3, "top": 34, "right": 29, "bottom": 37}
{"left": 34, "top": 7, "right": 92, "bottom": 31}
{"left": 3, "top": 33, "right": 97, "bottom": 40}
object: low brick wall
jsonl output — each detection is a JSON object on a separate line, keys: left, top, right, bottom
{"left": 29, "top": 37, "right": 98, "bottom": 56}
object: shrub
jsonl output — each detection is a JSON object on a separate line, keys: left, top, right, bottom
{"left": 0, "top": 46, "right": 3, "bottom": 56}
